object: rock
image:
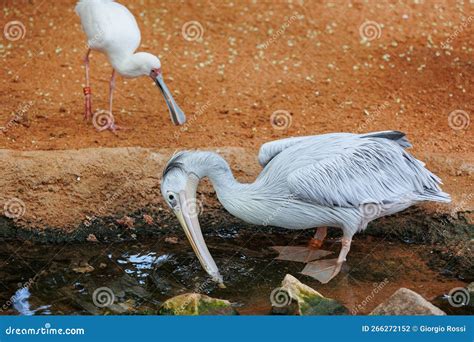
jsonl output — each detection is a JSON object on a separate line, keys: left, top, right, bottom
{"left": 158, "top": 293, "right": 237, "bottom": 315}
{"left": 106, "top": 299, "right": 136, "bottom": 315}
{"left": 271, "top": 274, "right": 348, "bottom": 315}
{"left": 468, "top": 283, "right": 474, "bottom": 306}
{"left": 143, "top": 214, "right": 154, "bottom": 225}
{"left": 86, "top": 234, "right": 98, "bottom": 242}
{"left": 165, "top": 236, "right": 179, "bottom": 244}
{"left": 72, "top": 263, "right": 94, "bottom": 274}
{"left": 370, "top": 288, "right": 446, "bottom": 315}
{"left": 467, "top": 282, "right": 474, "bottom": 294}
{"left": 116, "top": 216, "right": 135, "bottom": 229}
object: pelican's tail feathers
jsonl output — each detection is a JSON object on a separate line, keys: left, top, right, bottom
{"left": 362, "top": 130, "right": 412, "bottom": 149}
{"left": 416, "top": 189, "right": 451, "bottom": 203}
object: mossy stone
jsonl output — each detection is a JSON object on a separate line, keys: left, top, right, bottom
{"left": 158, "top": 293, "right": 237, "bottom": 315}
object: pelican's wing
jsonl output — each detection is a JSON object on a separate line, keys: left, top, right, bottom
{"left": 258, "top": 131, "right": 411, "bottom": 168}
{"left": 258, "top": 136, "right": 314, "bottom": 167}
{"left": 287, "top": 137, "right": 442, "bottom": 207}
{"left": 361, "top": 130, "right": 412, "bottom": 149}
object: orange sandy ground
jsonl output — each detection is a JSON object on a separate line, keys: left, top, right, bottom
{"left": 0, "top": 0, "right": 472, "bottom": 155}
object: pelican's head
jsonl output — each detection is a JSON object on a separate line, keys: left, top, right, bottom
{"left": 160, "top": 151, "right": 225, "bottom": 287}
{"left": 134, "top": 52, "right": 186, "bottom": 126}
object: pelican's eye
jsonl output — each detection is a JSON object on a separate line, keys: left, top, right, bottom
{"left": 167, "top": 192, "right": 177, "bottom": 207}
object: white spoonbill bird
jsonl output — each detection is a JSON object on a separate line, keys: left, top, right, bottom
{"left": 160, "top": 131, "right": 450, "bottom": 286}
{"left": 75, "top": 0, "right": 186, "bottom": 131}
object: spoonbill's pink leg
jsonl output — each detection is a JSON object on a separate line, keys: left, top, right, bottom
{"left": 83, "top": 49, "right": 92, "bottom": 121}
{"left": 106, "top": 70, "right": 127, "bottom": 132}
{"left": 301, "top": 236, "right": 352, "bottom": 284}
{"left": 108, "top": 69, "right": 116, "bottom": 114}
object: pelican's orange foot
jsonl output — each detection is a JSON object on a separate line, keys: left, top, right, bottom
{"left": 271, "top": 246, "right": 332, "bottom": 263}
{"left": 300, "top": 258, "right": 343, "bottom": 284}
{"left": 308, "top": 238, "right": 324, "bottom": 250}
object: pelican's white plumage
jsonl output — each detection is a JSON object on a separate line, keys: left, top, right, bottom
{"left": 75, "top": 0, "right": 186, "bottom": 129}
{"left": 160, "top": 131, "right": 450, "bottom": 285}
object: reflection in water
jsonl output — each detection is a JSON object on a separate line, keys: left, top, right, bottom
{"left": 115, "top": 253, "right": 171, "bottom": 284}
{"left": 0, "top": 230, "right": 469, "bottom": 315}
{"left": 12, "top": 287, "right": 51, "bottom": 316}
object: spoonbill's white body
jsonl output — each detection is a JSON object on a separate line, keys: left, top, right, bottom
{"left": 75, "top": 0, "right": 186, "bottom": 131}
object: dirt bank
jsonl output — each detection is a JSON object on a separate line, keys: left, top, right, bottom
{"left": 0, "top": 147, "right": 260, "bottom": 231}
{"left": 0, "top": 146, "right": 472, "bottom": 231}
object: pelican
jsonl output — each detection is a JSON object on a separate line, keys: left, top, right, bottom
{"left": 75, "top": 0, "right": 186, "bottom": 131}
{"left": 160, "top": 131, "right": 450, "bottom": 285}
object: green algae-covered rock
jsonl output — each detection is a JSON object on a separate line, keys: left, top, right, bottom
{"left": 158, "top": 293, "right": 238, "bottom": 315}
{"left": 271, "top": 274, "right": 348, "bottom": 315}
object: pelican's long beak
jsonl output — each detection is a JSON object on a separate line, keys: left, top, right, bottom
{"left": 154, "top": 74, "right": 186, "bottom": 126}
{"left": 174, "top": 177, "right": 224, "bottom": 287}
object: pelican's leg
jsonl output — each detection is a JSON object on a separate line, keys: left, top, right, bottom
{"left": 271, "top": 227, "right": 332, "bottom": 263}
{"left": 308, "top": 227, "right": 327, "bottom": 249}
{"left": 83, "top": 49, "right": 92, "bottom": 121}
{"left": 301, "top": 235, "right": 352, "bottom": 284}
{"left": 331, "top": 236, "right": 352, "bottom": 278}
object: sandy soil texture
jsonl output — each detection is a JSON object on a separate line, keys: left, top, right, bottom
{"left": 0, "top": 147, "right": 258, "bottom": 229}
{"left": 0, "top": 147, "right": 471, "bottom": 230}
{"left": 0, "top": 1, "right": 472, "bottom": 229}
{"left": 0, "top": 1, "right": 472, "bottom": 152}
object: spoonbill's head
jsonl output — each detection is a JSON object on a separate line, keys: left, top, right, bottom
{"left": 160, "top": 151, "right": 225, "bottom": 287}
{"left": 136, "top": 52, "right": 186, "bottom": 126}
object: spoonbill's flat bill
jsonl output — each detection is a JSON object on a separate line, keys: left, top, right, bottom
{"left": 160, "top": 131, "right": 450, "bottom": 285}
{"left": 75, "top": 0, "right": 186, "bottom": 131}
